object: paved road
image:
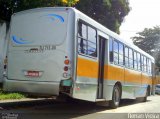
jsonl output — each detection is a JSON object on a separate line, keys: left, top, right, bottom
{"left": 0, "top": 95, "right": 160, "bottom": 119}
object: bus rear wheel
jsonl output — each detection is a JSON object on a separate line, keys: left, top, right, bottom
{"left": 143, "top": 87, "right": 149, "bottom": 102}
{"left": 109, "top": 85, "right": 121, "bottom": 109}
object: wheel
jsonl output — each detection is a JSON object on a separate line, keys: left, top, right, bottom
{"left": 143, "top": 87, "right": 149, "bottom": 102}
{"left": 109, "top": 85, "right": 121, "bottom": 109}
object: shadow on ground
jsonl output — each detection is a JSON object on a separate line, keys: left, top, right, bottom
{"left": 0, "top": 97, "right": 151, "bottom": 119}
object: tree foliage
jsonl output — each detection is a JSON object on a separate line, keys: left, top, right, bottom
{"left": 0, "top": 0, "right": 130, "bottom": 33}
{"left": 0, "top": 0, "right": 79, "bottom": 21}
{"left": 75, "top": 0, "right": 130, "bottom": 33}
{"left": 132, "top": 26, "right": 160, "bottom": 67}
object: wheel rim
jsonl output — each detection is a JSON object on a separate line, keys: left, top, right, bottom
{"left": 114, "top": 87, "right": 120, "bottom": 105}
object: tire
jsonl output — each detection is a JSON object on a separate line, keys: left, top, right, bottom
{"left": 143, "top": 88, "right": 148, "bottom": 102}
{"left": 109, "top": 85, "right": 121, "bottom": 109}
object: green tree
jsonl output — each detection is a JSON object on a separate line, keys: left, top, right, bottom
{"left": 0, "top": 0, "right": 79, "bottom": 21}
{"left": 0, "top": 0, "right": 130, "bottom": 33}
{"left": 75, "top": 0, "right": 130, "bottom": 33}
{"left": 132, "top": 26, "right": 160, "bottom": 67}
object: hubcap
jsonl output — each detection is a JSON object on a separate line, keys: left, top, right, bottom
{"left": 114, "top": 87, "right": 120, "bottom": 104}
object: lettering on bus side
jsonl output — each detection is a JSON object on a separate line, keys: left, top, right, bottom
{"left": 40, "top": 45, "right": 56, "bottom": 51}
{"left": 24, "top": 45, "right": 56, "bottom": 53}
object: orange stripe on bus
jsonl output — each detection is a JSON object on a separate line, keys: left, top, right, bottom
{"left": 77, "top": 57, "right": 153, "bottom": 85}
{"left": 77, "top": 57, "right": 99, "bottom": 78}
{"left": 155, "top": 76, "right": 160, "bottom": 84}
{"left": 104, "top": 65, "right": 124, "bottom": 82}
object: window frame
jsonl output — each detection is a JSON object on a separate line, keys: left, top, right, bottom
{"left": 125, "top": 46, "right": 129, "bottom": 68}
{"left": 77, "top": 20, "right": 97, "bottom": 58}
{"left": 113, "top": 39, "right": 124, "bottom": 66}
{"left": 109, "top": 37, "right": 114, "bottom": 63}
{"left": 133, "top": 51, "right": 138, "bottom": 70}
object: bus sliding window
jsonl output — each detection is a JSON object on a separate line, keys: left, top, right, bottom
{"left": 113, "top": 41, "right": 118, "bottom": 64}
{"left": 78, "top": 21, "right": 97, "bottom": 58}
{"left": 109, "top": 38, "right": 113, "bottom": 62}
{"left": 78, "top": 38, "right": 87, "bottom": 54}
{"left": 88, "top": 26, "right": 97, "bottom": 57}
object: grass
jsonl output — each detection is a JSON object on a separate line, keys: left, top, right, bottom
{"left": 0, "top": 89, "right": 26, "bottom": 100}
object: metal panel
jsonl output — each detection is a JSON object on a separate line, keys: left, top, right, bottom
{"left": 72, "top": 55, "right": 98, "bottom": 102}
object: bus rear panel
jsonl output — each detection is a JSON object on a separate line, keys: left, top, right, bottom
{"left": 4, "top": 8, "right": 75, "bottom": 96}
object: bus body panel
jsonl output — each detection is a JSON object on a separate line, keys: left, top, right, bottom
{"left": 4, "top": 79, "right": 60, "bottom": 95}
{"left": 72, "top": 56, "right": 98, "bottom": 101}
{"left": 4, "top": 8, "right": 75, "bottom": 95}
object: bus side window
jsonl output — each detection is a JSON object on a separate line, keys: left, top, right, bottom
{"left": 78, "top": 21, "right": 97, "bottom": 58}
{"left": 134, "top": 51, "right": 138, "bottom": 70}
{"left": 129, "top": 48, "right": 133, "bottom": 69}
{"left": 137, "top": 53, "right": 141, "bottom": 71}
{"left": 148, "top": 59, "right": 151, "bottom": 74}
{"left": 141, "top": 55, "right": 144, "bottom": 72}
{"left": 119, "top": 43, "right": 124, "bottom": 66}
{"left": 88, "top": 26, "right": 97, "bottom": 57}
{"left": 109, "top": 38, "right": 113, "bottom": 62}
{"left": 125, "top": 47, "right": 129, "bottom": 67}
{"left": 78, "top": 22, "right": 87, "bottom": 54}
{"left": 113, "top": 40, "right": 118, "bottom": 64}
{"left": 147, "top": 58, "right": 150, "bottom": 74}
{"left": 144, "top": 56, "right": 147, "bottom": 73}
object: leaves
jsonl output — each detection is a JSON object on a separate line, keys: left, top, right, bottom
{"left": 0, "top": 0, "right": 79, "bottom": 21}
{"left": 132, "top": 26, "right": 160, "bottom": 67}
{"left": 75, "top": 0, "right": 130, "bottom": 33}
{"left": 61, "top": 0, "right": 79, "bottom": 6}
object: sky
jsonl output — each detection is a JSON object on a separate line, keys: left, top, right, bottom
{"left": 119, "top": 0, "right": 160, "bottom": 43}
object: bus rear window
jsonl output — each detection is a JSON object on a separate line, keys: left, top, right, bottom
{"left": 10, "top": 10, "right": 68, "bottom": 46}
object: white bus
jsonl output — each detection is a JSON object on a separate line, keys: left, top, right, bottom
{"left": 4, "top": 7, "right": 155, "bottom": 108}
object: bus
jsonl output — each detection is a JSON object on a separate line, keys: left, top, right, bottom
{"left": 3, "top": 7, "right": 155, "bottom": 108}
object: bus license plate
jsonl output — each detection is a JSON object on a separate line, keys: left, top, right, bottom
{"left": 27, "top": 71, "right": 39, "bottom": 77}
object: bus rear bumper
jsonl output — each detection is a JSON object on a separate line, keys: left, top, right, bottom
{"left": 3, "top": 78, "right": 60, "bottom": 96}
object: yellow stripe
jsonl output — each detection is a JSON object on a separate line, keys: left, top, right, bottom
{"left": 104, "top": 65, "right": 124, "bottom": 82}
{"left": 155, "top": 76, "right": 160, "bottom": 84}
{"left": 77, "top": 57, "right": 98, "bottom": 78}
{"left": 77, "top": 57, "right": 152, "bottom": 85}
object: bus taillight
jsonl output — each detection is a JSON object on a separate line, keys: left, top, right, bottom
{"left": 64, "top": 59, "right": 70, "bottom": 65}
{"left": 64, "top": 66, "right": 69, "bottom": 71}
{"left": 63, "top": 56, "right": 71, "bottom": 79}
{"left": 4, "top": 56, "right": 7, "bottom": 69}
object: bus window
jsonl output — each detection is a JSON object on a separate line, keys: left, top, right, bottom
{"left": 88, "top": 26, "right": 97, "bottom": 57}
{"left": 78, "top": 37, "right": 87, "bottom": 54}
{"left": 134, "top": 51, "right": 138, "bottom": 70}
{"left": 144, "top": 56, "right": 147, "bottom": 72}
{"left": 78, "top": 21, "right": 97, "bottom": 57}
{"left": 119, "top": 43, "right": 124, "bottom": 66}
{"left": 141, "top": 55, "right": 144, "bottom": 72}
{"left": 125, "top": 47, "right": 129, "bottom": 67}
{"left": 146, "top": 58, "right": 149, "bottom": 73}
{"left": 109, "top": 38, "right": 113, "bottom": 62}
{"left": 148, "top": 59, "right": 151, "bottom": 74}
{"left": 137, "top": 53, "right": 141, "bottom": 71}
{"left": 78, "top": 22, "right": 87, "bottom": 54}
{"left": 129, "top": 48, "right": 133, "bottom": 69}
{"left": 78, "top": 22, "right": 87, "bottom": 39}
{"left": 113, "top": 40, "right": 118, "bottom": 64}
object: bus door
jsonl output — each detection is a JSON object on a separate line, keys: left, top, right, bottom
{"left": 97, "top": 35, "right": 108, "bottom": 99}
{"left": 72, "top": 22, "right": 99, "bottom": 101}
